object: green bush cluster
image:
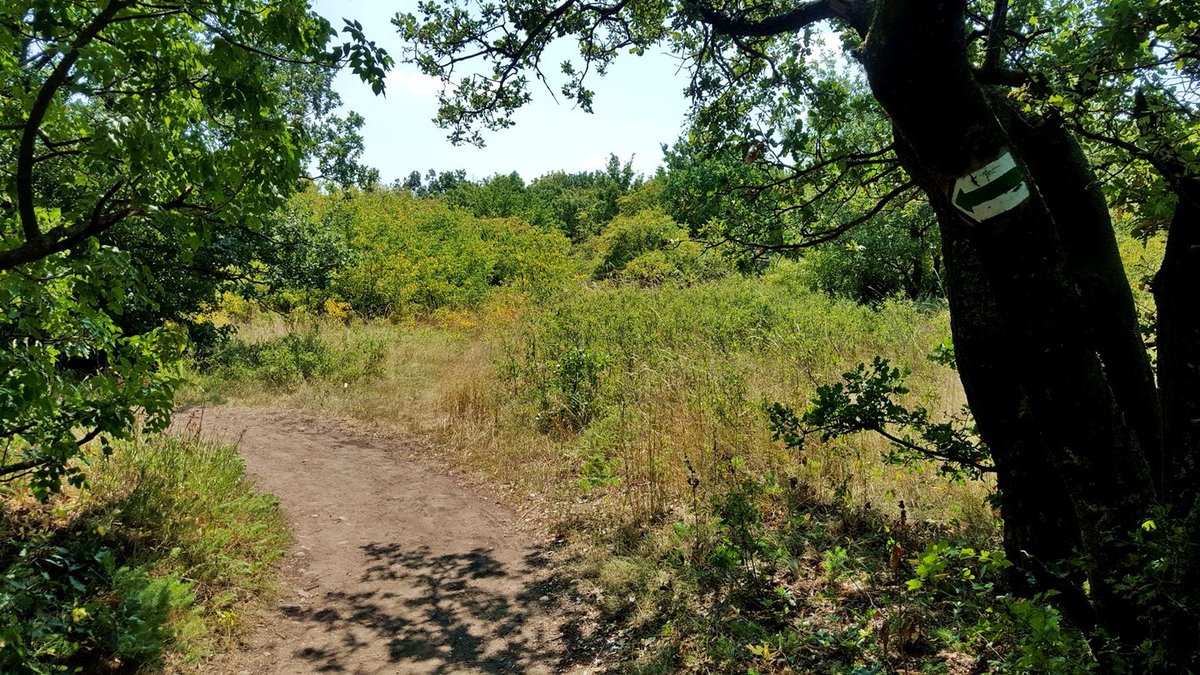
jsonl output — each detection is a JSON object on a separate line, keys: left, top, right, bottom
{"left": 421, "top": 155, "right": 637, "bottom": 242}
{"left": 0, "top": 546, "right": 197, "bottom": 673}
{"left": 592, "top": 209, "right": 730, "bottom": 286}
{"left": 328, "top": 190, "right": 573, "bottom": 316}
{"left": 801, "top": 204, "right": 943, "bottom": 304}
{"left": 0, "top": 435, "right": 287, "bottom": 672}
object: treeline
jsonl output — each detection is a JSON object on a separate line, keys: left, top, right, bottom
{"left": 196, "top": 152, "right": 946, "bottom": 337}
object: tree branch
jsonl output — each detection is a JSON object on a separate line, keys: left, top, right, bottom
{"left": 0, "top": 457, "right": 52, "bottom": 481}
{"left": 17, "top": 0, "right": 130, "bottom": 244}
{"left": 687, "top": 0, "right": 837, "bottom": 37}
{"left": 983, "top": 0, "right": 1009, "bottom": 73}
{"left": 719, "top": 180, "right": 918, "bottom": 251}
{"left": 0, "top": 182, "right": 201, "bottom": 272}
{"left": 870, "top": 425, "right": 996, "bottom": 473}
{"left": 0, "top": 427, "right": 104, "bottom": 481}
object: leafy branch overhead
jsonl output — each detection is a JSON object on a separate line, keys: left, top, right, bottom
{"left": 0, "top": 0, "right": 391, "bottom": 491}
{"left": 768, "top": 356, "right": 993, "bottom": 482}
{"left": 1, "top": 0, "right": 392, "bottom": 272}
{"left": 395, "top": 0, "right": 921, "bottom": 258}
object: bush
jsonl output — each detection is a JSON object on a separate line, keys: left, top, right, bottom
{"left": 593, "top": 209, "right": 730, "bottom": 285}
{"left": 802, "top": 203, "right": 943, "bottom": 304}
{"left": 328, "top": 189, "right": 573, "bottom": 316}
{"left": 534, "top": 345, "right": 611, "bottom": 433}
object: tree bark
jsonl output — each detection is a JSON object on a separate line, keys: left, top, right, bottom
{"left": 1156, "top": 178, "right": 1200, "bottom": 509}
{"left": 1151, "top": 178, "right": 1200, "bottom": 669}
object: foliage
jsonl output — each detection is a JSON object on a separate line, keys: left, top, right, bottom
{"left": 254, "top": 192, "right": 356, "bottom": 309}
{"left": 768, "top": 356, "right": 993, "bottom": 481}
{"left": 533, "top": 345, "right": 611, "bottom": 433}
{"left": 593, "top": 209, "right": 729, "bottom": 285}
{"left": 578, "top": 450, "right": 619, "bottom": 491}
{"left": 0, "top": 0, "right": 390, "bottom": 490}
{"left": 327, "top": 189, "right": 573, "bottom": 317}
{"left": 802, "top": 202, "right": 943, "bottom": 303}
{"left": 414, "top": 155, "right": 640, "bottom": 242}
{"left": 443, "top": 172, "right": 532, "bottom": 220}
{"left": 561, "top": 468, "right": 1089, "bottom": 672}
{"left": 0, "top": 249, "right": 186, "bottom": 496}
{"left": 206, "top": 325, "right": 385, "bottom": 387}
{"left": 523, "top": 156, "right": 638, "bottom": 241}
{"left": 1004, "top": 0, "right": 1199, "bottom": 233}
{"left": 0, "top": 433, "right": 287, "bottom": 672}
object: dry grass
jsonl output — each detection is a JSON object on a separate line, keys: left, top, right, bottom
{"left": 191, "top": 273, "right": 995, "bottom": 541}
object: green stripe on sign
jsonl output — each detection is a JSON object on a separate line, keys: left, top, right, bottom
{"left": 954, "top": 165, "right": 1026, "bottom": 212}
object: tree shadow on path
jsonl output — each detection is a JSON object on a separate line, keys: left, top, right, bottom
{"left": 278, "top": 542, "right": 601, "bottom": 673}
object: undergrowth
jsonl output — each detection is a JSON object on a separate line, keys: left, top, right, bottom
{"left": 189, "top": 266, "right": 1044, "bottom": 670}
{"left": 0, "top": 433, "right": 288, "bottom": 673}
{"left": 561, "top": 471, "right": 1092, "bottom": 673}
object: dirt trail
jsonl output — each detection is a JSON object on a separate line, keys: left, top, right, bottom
{"left": 187, "top": 407, "right": 598, "bottom": 674}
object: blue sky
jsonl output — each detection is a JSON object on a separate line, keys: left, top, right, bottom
{"left": 312, "top": 0, "right": 695, "bottom": 183}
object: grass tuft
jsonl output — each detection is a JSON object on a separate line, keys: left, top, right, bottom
{"left": 0, "top": 434, "right": 288, "bottom": 673}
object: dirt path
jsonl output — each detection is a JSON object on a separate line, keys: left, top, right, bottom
{"left": 186, "top": 407, "right": 599, "bottom": 674}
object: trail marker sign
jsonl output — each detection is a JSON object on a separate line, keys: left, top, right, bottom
{"left": 952, "top": 151, "right": 1030, "bottom": 222}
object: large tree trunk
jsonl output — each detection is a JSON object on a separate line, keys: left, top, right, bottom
{"left": 853, "top": 0, "right": 1173, "bottom": 664}
{"left": 916, "top": 167, "right": 1097, "bottom": 633}
{"left": 1152, "top": 176, "right": 1200, "bottom": 668}
{"left": 1156, "top": 178, "right": 1200, "bottom": 507}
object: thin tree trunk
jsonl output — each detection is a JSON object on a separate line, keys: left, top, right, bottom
{"left": 1156, "top": 178, "right": 1200, "bottom": 508}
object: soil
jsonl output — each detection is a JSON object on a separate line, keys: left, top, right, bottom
{"left": 184, "top": 407, "right": 601, "bottom": 674}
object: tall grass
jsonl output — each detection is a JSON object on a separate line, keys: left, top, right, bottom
{"left": 0, "top": 434, "right": 288, "bottom": 672}
{"left": 472, "top": 265, "right": 984, "bottom": 529}
{"left": 193, "top": 267, "right": 1013, "bottom": 671}
{"left": 195, "top": 263, "right": 990, "bottom": 535}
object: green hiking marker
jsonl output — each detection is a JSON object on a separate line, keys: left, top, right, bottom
{"left": 952, "top": 151, "right": 1030, "bottom": 222}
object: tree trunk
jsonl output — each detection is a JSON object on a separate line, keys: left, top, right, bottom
{"left": 1152, "top": 177, "right": 1200, "bottom": 668}
{"left": 855, "top": 0, "right": 1167, "bottom": 664}
{"left": 1156, "top": 178, "right": 1200, "bottom": 508}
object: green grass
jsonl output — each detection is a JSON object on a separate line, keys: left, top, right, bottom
{"left": 0, "top": 434, "right": 288, "bottom": 673}
{"left": 193, "top": 246, "right": 1172, "bottom": 671}
{"left": 174, "top": 195, "right": 1173, "bottom": 675}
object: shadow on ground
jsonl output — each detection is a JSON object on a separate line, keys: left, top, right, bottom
{"left": 278, "top": 542, "right": 601, "bottom": 673}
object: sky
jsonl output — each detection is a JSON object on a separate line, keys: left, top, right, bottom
{"left": 311, "top": 0, "right": 696, "bottom": 183}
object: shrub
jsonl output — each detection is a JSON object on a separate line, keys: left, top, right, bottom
{"left": 534, "top": 345, "right": 611, "bottom": 433}
{"left": 802, "top": 203, "right": 943, "bottom": 304}
{"left": 328, "top": 189, "right": 573, "bottom": 316}
{"left": 593, "top": 209, "right": 729, "bottom": 285}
